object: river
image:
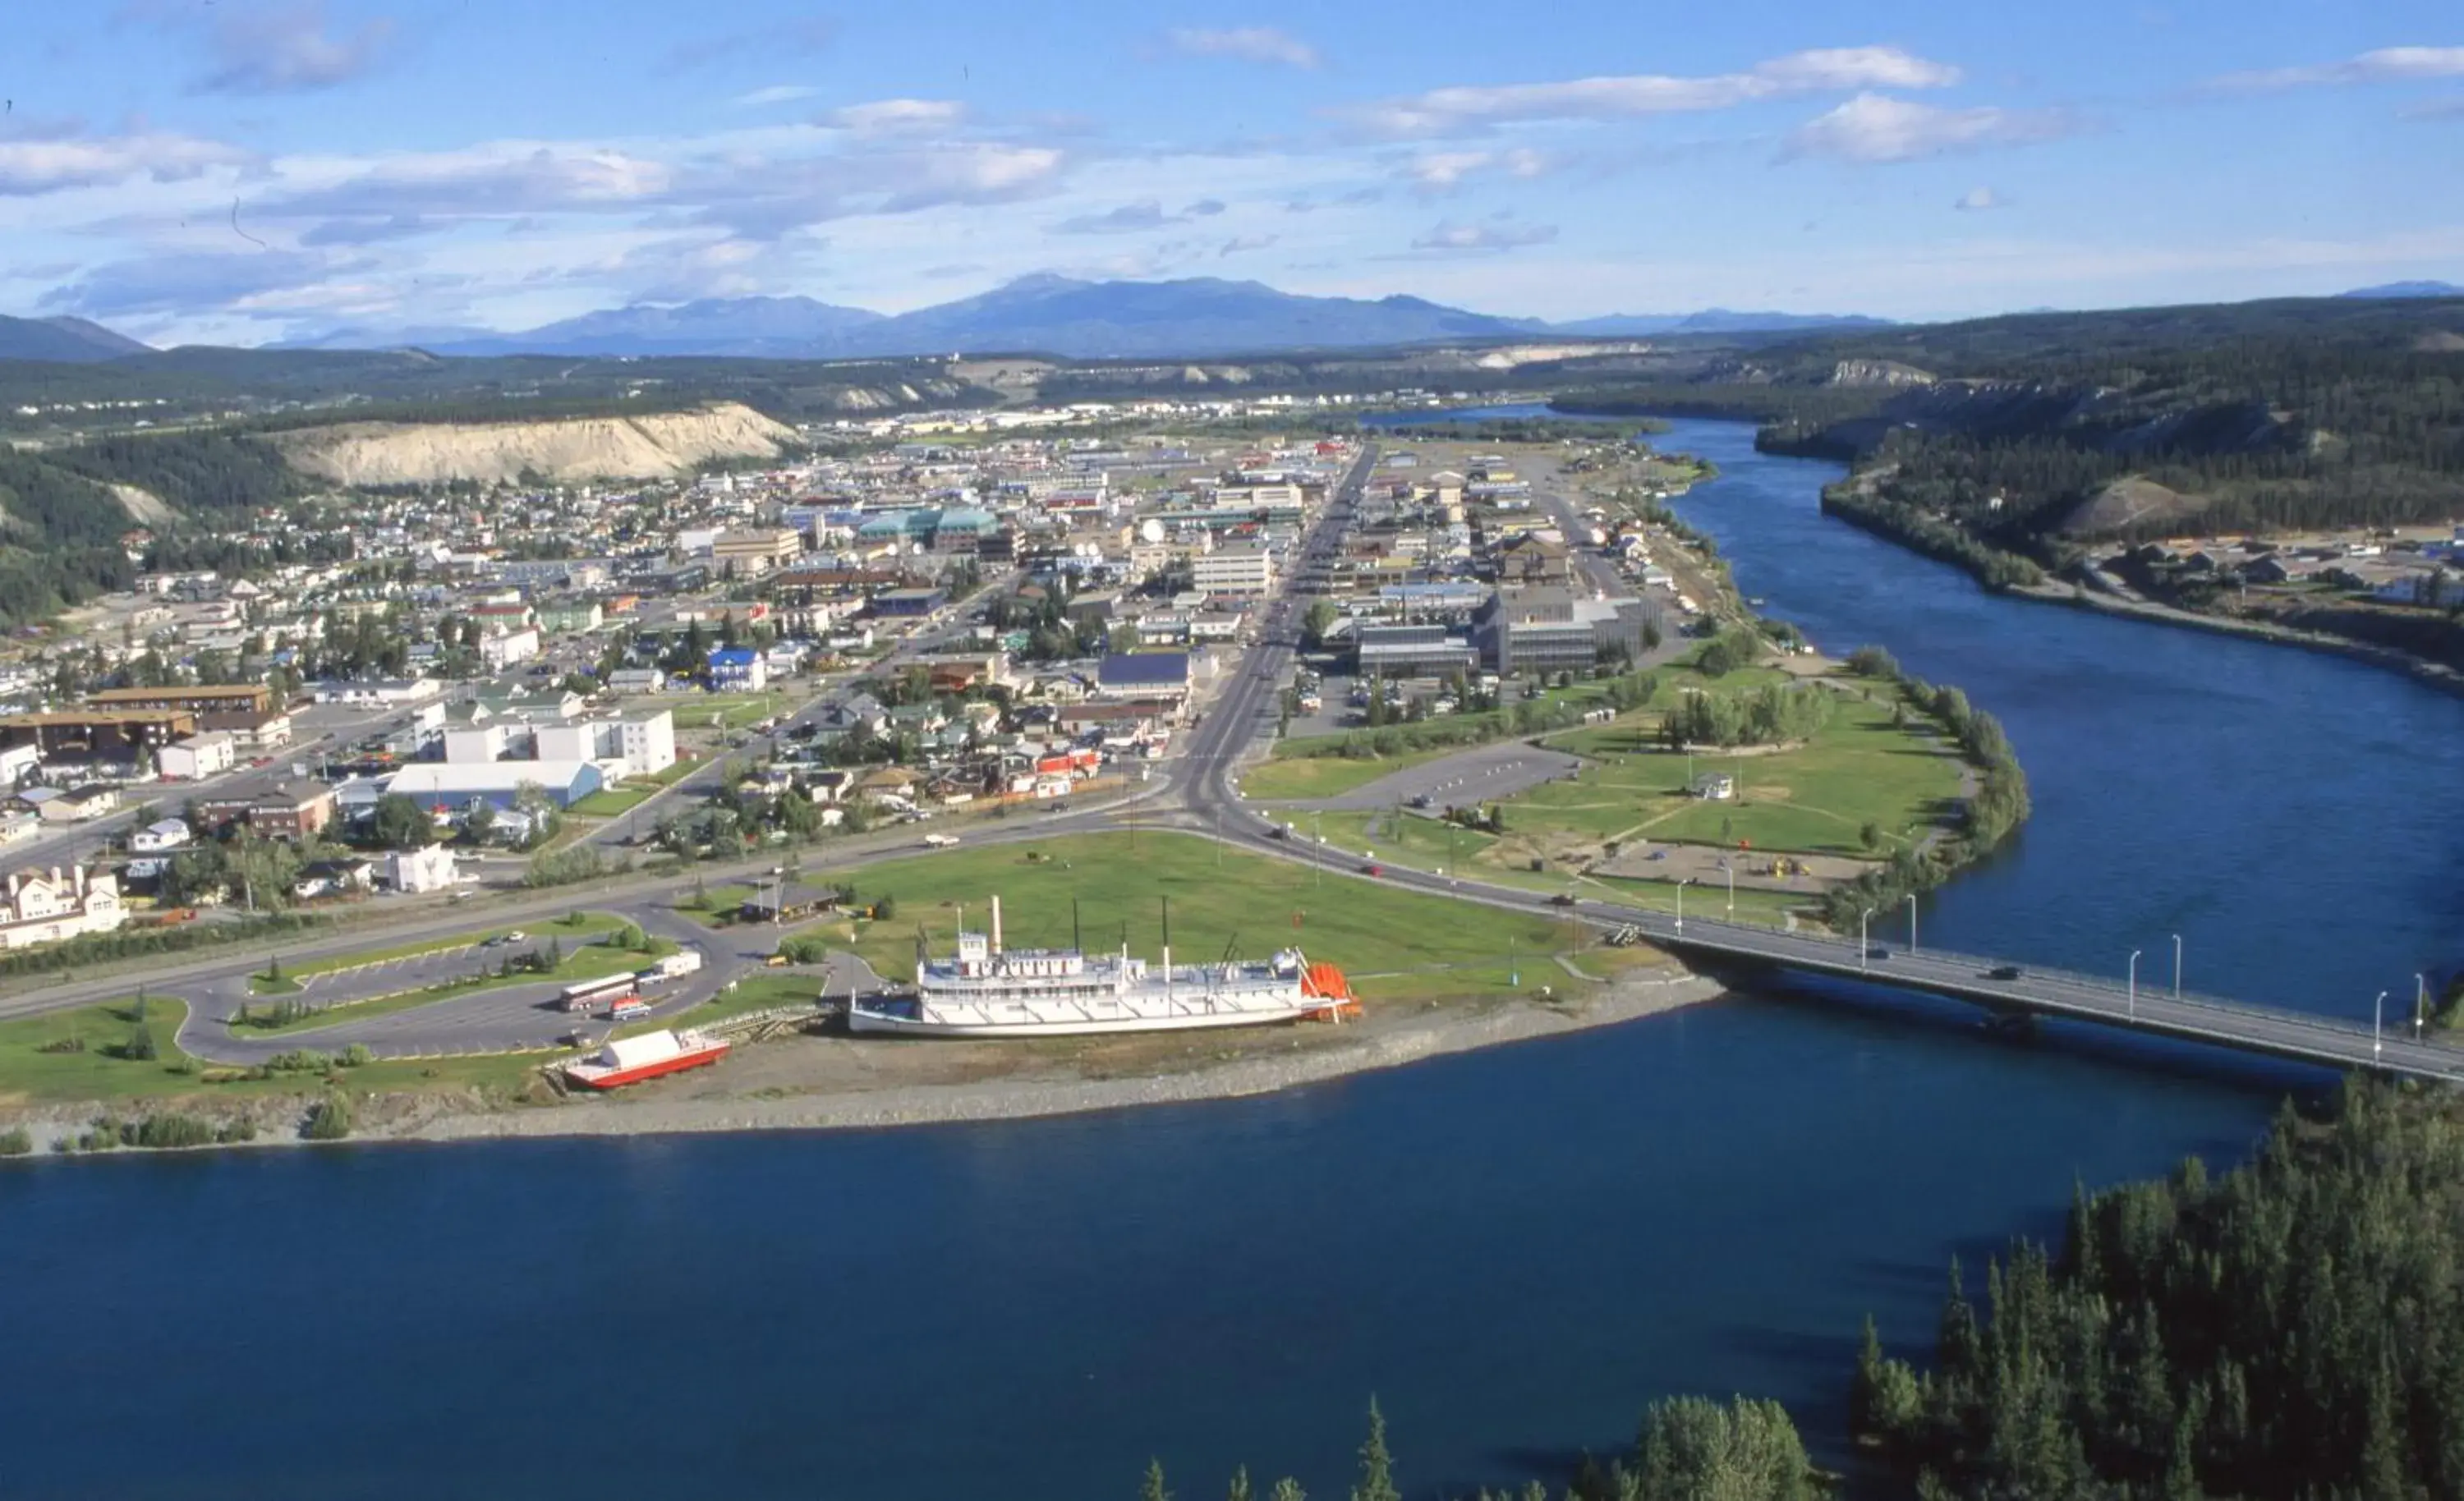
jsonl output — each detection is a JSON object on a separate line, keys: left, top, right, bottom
{"left": 5, "top": 420, "right": 2460, "bottom": 1501}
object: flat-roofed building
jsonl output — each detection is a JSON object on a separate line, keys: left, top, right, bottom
{"left": 86, "top": 684, "right": 274, "bottom": 717}
{"left": 1192, "top": 543, "right": 1274, "bottom": 599}
{"left": 0, "top": 709, "right": 195, "bottom": 762}
{"left": 712, "top": 528, "right": 803, "bottom": 576}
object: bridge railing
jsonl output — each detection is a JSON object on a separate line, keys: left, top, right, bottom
{"left": 1648, "top": 915, "right": 2412, "bottom": 1044}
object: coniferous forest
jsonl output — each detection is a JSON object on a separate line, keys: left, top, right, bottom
{"left": 1184, "top": 1084, "right": 2464, "bottom": 1500}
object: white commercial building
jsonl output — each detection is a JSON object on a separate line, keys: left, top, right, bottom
{"left": 533, "top": 710, "right": 675, "bottom": 779}
{"left": 479, "top": 627, "right": 543, "bottom": 672}
{"left": 315, "top": 677, "right": 443, "bottom": 707}
{"left": 158, "top": 732, "right": 237, "bottom": 782}
{"left": 1191, "top": 543, "right": 1275, "bottom": 599}
{"left": 384, "top": 843, "right": 459, "bottom": 893}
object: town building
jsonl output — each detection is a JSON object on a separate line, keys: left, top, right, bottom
{"left": 384, "top": 760, "right": 605, "bottom": 812}
{"left": 0, "top": 865, "right": 123, "bottom": 950}
{"left": 706, "top": 648, "right": 768, "bottom": 691}
{"left": 711, "top": 528, "right": 804, "bottom": 576}
{"left": 1096, "top": 651, "right": 1193, "bottom": 704}
{"left": 196, "top": 781, "right": 338, "bottom": 842}
{"left": 384, "top": 844, "right": 458, "bottom": 894}
{"left": 536, "top": 710, "right": 677, "bottom": 778}
{"left": 85, "top": 684, "right": 274, "bottom": 717}
{"left": 1473, "top": 587, "right": 1653, "bottom": 677}
{"left": 1192, "top": 543, "right": 1276, "bottom": 599}
{"left": 158, "top": 732, "right": 237, "bottom": 782}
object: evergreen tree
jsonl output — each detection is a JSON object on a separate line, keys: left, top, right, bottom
{"left": 1141, "top": 1457, "right": 1171, "bottom": 1501}
{"left": 1352, "top": 1398, "right": 1398, "bottom": 1501}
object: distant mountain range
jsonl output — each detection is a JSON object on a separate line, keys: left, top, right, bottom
{"left": 1552, "top": 308, "right": 1896, "bottom": 337}
{"left": 0, "top": 314, "right": 154, "bottom": 362}
{"left": 30, "top": 274, "right": 2453, "bottom": 366}
{"left": 2340, "top": 281, "right": 2464, "bottom": 300}
{"left": 260, "top": 276, "right": 1897, "bottom": 360}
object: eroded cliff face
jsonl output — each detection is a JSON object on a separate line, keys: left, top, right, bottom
{"left": 273, "top": 402, "right": 800, "bottom": 486}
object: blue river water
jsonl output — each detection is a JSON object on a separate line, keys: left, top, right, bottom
{"left": 5, "top": 419, "right": 2461, "bottom": 1501}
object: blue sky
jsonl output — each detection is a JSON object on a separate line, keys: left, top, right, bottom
{"left": 3, "top": 0, "right": 2460, "bottom": 344}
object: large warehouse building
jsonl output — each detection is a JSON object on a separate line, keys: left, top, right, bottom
{"left": 383, "top": 761, "right": 604, "bottom": 812}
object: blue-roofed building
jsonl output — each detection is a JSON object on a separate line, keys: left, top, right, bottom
{"left": 707, "top": 647, "right": 768, "bottom": 691}
{"left": 1096, "top": 651, "right": 1192, "bottom": 703}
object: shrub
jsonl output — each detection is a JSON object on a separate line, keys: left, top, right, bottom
{"left": 341, "top": 1044, "right": 373, "bottom": 1068}
{"left": 216, "top": 1118, "right": 258, "bottom": 1145}
{"left": 126, "top": 1113, "right": 214, "bottom": 1150}
{"left": 301, "top": 1095, "right": 353, "bottom": 1141}
{"left": 0, "top": 1127, "right": 33, "bottom": 1157}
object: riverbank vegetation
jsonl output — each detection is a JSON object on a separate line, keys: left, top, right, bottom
{"left": 1854, "top": 1081, "right": 2464, "bottom": 1499}
{"left": 1147, "top": 1393, "right": 1818, "bottom": 1501}
{"left": 1818, "top": 647, "right": 2030, "bottom": 930}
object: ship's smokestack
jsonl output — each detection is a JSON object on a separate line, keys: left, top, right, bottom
{"left": 991, "top": 895, "right": 1003, "bottom": 955}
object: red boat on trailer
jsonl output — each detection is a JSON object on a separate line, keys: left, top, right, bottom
{"left": 561, "top": 1029, "right": 729, "bottom": 1090}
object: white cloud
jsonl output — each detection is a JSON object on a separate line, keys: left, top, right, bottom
{"left": 1784, "top": 94, "right": 2082, "bottom": 163}
{"left": 0, "top": 128, "right": 248, "bottom": 196}
{"left": 1409, "top": 218, "right": 1560, "bottom": 253}
{"left": 1398, "top": 147, "right": 1556, "bottom": 193}
{"left": 1954, "top": 186, "right": 2007, "bottom": 211}
{"left": 1349, "top": 45, "right": 1958, "bottom": 137}
{"left": 820, "top": 99, "right": 971, "bottom": 137}
{"left": 1220, "top": 234, "right": 1278, "bottom": 257}
{"left": 2207, "top": 46, "right": 2464, "bottom": 93}
{"left": 733, "top": 85, "right": 820, "bottom": 108}
{"left": 1161, "top": 27, "right": 1320, "bottom": 70}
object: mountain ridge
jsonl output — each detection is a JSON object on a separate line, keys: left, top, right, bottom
{"left": 0, "top": 314, "right": 154, "bottom": 363}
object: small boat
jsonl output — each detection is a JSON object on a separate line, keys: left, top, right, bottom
{"left": 561, "top": 1028, "right": 730, "bottom": 1090}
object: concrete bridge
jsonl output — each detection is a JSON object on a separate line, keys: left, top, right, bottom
{"left": 1628, "top": 911, "right": 2457, "bottom": 1081}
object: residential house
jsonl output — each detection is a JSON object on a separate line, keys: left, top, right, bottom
{"left": 129, "top": 817, "right": 194, "bottom": 855}
{"left": 707, "top": 647, "right": 768, "bottom": 691}
{"left": 0, "top": 865, "right": 124, "bottom": 949}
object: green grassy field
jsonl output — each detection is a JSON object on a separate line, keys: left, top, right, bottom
{"left": 818, "top": 833, "right": 1575, "bottom": 1004}
{"left": 0, "top": 996, "right": 545, "bottom": 1107}
{"left": 1236, "top": 747, "right": 1458, "bottom": 801}
{"left": 1519, "top": 689, "right": 1963, "bottom": 856}
{"left": 570, "top": 784, "right": 657, "bottom": 818}
{"left": 673, "top": 692, "right": 791, "bottom": 732}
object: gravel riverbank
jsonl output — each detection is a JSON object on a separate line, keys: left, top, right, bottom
{"left": 398, "top": 968, "right": 1726, "bottom": 1145}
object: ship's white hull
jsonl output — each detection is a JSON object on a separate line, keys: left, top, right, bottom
{"left": 848, "top": 996, "right": 1337, "bottom": 1038}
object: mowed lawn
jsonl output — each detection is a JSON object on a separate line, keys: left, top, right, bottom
{"left": 0, "top": 997, "right": 545, "bottom": 1106}
{"left": 825, "top": 833, "right": 1573, "bottom": 999}
{"left": 1522, "top": 692, "right": 1965, "bottom": 856}
{"left": 1237, "top": 746, "right": 1455, "bottom": 801}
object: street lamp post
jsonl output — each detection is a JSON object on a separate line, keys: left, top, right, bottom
{"left": 2128, "top": 949, "right": 2142, "bottom": 1019}
{"left": 1906, "top": 894, "right": 1918, "bottom": 954}
{"left": 1726, "top": 860, "right": 1735, "bottom": 918}
{"left": 2375, "top": 990, "right": 2387, "bottom": 1058}
{"left": 1676, "top": 878, "right": 1689, "bottom": 934}
{"left": 1860, "top": 910, "right": 1872, "bottom": 973}
{"left": 2172, "top": 934, "right": 2183, "bottom": 998}
{"left": 2420, "top": 973, "right": 2431, "bottom": 1039}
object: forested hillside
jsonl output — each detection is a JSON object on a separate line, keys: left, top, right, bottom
{"left": 1561, "top": 294, "right": 2464, "bottom": 557}
{"left": 1854, "top": 1083, "right": 2464, "bottom": 1499}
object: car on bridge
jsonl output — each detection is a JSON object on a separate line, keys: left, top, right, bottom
{"left": 1988, "top": 964, "right": 2024, "bottom": 980}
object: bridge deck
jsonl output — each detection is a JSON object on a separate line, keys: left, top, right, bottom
{"left": 1630, "top": 912, "right": 2456, "bottom": 1081}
